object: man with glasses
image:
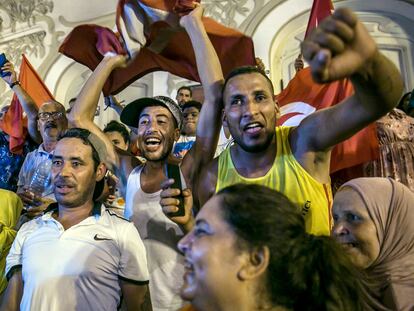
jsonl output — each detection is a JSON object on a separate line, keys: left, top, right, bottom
{"left": 17, "top": 101, "right": 68, "bottom": 214}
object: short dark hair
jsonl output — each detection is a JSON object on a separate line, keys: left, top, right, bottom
{"left": 177, "top": 85, "right": 192, "bottom": 97}
{"left": 103, "top": 120, "right": 130, "bottom": 144}
{"left": 222, "top": 66, "right": 274, "bottom": 97}
{"left": 217, "top": 184, "right": 363, "bottom": 311}
{"left": 181, "top": 100, "right": 202, "bottom": 112}
{"left": 59, "top": 128, "right": 100, "bottom": 171}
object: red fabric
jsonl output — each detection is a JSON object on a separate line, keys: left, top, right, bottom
{"left": 60, "top": 2, "right": 255, "bottom": 96}
{"left": 173, "top": 0, "right": 201, "bottom": 15}
{"left": 0, "top": 55, "right": 54, "bottom": 154}
{"left": 305, "top": 0, "right": 334, "bottom": 38}
{"left": 95, "top": 27, "right": 126, "bottom": 56}
{"left": 118, "top": 0, "right": 200, "bottom": 13}
{"left": 276, "top": 67, "right": 379, "bottom": 173}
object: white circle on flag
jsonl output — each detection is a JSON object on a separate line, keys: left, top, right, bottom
{"left": 279, "top": 102, "right": 316, "bottom": 126}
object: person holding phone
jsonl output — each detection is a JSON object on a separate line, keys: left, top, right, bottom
{"left": 0, "top": 59, "right": 39, "bottom": 192}
{"left": 67, "top": 4, "right": 223, "bottom": 309}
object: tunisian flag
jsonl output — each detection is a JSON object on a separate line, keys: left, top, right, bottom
{"left": 276, "top": 0, "right": 379, "bottom": 173}
{"left": 276, "top": 67, "right": 379, "bottom": 173}
{"left": 59, "top": 0, "right": 256, "bottom": 96}
{"left": 0, "top": 55, "right": 54, "bottom": 154}
{"left": 305, "top": 0, "right": 334, "bottom": 38}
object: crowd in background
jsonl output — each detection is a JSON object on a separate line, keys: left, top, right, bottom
{"left": 0, "top": 2, "right": 413, "bottom": 311}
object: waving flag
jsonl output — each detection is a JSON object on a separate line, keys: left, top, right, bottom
{"left": 59, "top": 0, "right": 256, "bottom": 96}
{"left": 276, "top": 0, "right": 379, "bottom": 173}
{"left": 0, "top": 55, "right": 54, "bottom": 154}
{"left": 305, "top": 0, "right": 334, "bottom": 38}
{"left": 277, "top": 67, "right": 378, "bottom": 173}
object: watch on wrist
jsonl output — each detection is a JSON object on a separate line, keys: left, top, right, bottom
{"left": 9, "top": 81, "right": 20, "bottom": 88}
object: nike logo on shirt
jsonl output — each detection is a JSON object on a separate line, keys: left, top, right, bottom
{"left": 94, "top": 234, "right": 112, "bottom": 241}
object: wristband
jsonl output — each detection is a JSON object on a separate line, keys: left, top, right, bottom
{"left": 9, "top": 81, "right": 20, "bottom": 88}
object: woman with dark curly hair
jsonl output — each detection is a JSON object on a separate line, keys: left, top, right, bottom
{"left": 177, "top": 184, "right": 363, "bottom": 311}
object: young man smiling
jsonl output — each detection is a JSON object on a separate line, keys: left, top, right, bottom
{"left": 68, "top": 4, "right": 223, "bottom": 310}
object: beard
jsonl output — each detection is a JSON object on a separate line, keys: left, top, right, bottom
{"left": 141, "top": 147, "right": 171, "bottom": 162}
{"left": 233, "top": 130, "right": 275, "bottom": 153}
{"left": 139, "top": 137, "right": 175, "bottom": 162}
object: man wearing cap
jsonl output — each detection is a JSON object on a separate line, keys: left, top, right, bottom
{"left": 1, "top": 128, "right": 149, "bottom": 311}
{"left": 68, "top": 6, "right": 223, "bottom": 310}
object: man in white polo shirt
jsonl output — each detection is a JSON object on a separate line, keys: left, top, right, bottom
{"left": 1, "top": 128, "right": 150, "bottom": 311}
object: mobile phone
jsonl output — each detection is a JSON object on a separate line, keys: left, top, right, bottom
{"left": 166, "top": 164, "right": 185, "bottom": 217}
{"left": 0, "top": 53, "right": 11, "bottom": 78}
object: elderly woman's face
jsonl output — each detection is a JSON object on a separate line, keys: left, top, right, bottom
{"left": 178, "top": 195, "right": 248, "bottom": 309}
{"left": 332, "top": 188, "right": 380, "bottom": 269}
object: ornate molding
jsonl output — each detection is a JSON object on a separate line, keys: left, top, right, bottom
{"left": 0, "top": 0, "right": 56, "bottom": 67}
{"left": 203, "top": 0, "right": 255, "bottom": 28}
{"left": 0, "top": 0, "right": 53, "bottom": 32}
{"left": 1, "top": 31, "right": 47, "bottom": 65}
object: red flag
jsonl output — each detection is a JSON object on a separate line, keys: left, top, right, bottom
{"left": 59, "top": 0, "right": 256, "bottom": 96}
{"left": 276, "top": 67, "right": 379, "bottom": 173}
{"left": 0, "top": 55, "right": 54, "bottom": 154}
{"left": 305, "top": 0, "right": 334, "bottom": 38}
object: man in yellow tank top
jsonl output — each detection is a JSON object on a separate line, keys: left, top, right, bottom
{"left": 193, "top": 9, "right": 403, "bottom": 236}
{"left": 159, "top": 7, "right": 403, "bottom": 237}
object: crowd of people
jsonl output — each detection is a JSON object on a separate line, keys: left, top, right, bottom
{"left": 0, "top": 3, "right": 413, "bottom": 311}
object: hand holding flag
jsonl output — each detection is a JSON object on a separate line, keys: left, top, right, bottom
{"left": 179, "top": 1, "right": 202, "bottom": 28}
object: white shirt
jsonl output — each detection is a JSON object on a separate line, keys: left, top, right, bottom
{"left": 125, "top": 165, "right": 185, "bottom": 311}
{"left": 6, "top": 204, "right": 149, "bottom": 311}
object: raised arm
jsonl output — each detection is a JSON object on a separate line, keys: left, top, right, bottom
{"left": 1, "top": 62, "right": 41, "bottom": 143}
{"left": 67, "top": 55, "right": 127, "bottom": 173}
{"left": 180, "top": 4, "right": 224, "bottom": 185}
{"left": 296, "top": 8, "right": 403, "bottom": 154}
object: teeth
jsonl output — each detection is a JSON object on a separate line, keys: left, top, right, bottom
{"left": 146, "top": 138, "right": 161, "bottom": 144}
{"left": 245, "top": 122, "right": 261, "bottom": 129}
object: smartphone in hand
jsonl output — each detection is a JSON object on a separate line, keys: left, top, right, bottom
{"left": 0, "top": 53, "right": 11, "bottom": 78}
{"left": 166, "top": 164, "right": 185, "bottom": 217}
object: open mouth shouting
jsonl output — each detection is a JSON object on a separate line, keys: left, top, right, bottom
{"left": 183, "top": 257, "right": 195, "bottom": 285}
{"left": 144, "top": 136, "right": 162, "bottom": 151}
{"left": 243, "top": 121, "right": 264, "bottom": 136}
{"left": 54, "top": 180, "right": 76, "bottom": 195}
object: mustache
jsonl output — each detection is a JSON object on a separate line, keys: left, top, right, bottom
{"left": 53, "top": 177, "right": 76, "bottom": 187}
{"left": 45, "top": 121, "right": 57, "bottom": 128}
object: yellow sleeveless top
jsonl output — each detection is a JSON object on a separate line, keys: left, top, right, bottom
{"left": 216, "top": 126, "right": 332, "bottom": 236}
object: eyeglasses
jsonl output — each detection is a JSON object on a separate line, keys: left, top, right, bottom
{"left": 38, "top": 111, "right": 65, "bottom": 121}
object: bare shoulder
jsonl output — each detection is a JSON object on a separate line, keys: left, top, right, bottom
{"left": 289, "top": 123, "right": 331, "bottom": 184}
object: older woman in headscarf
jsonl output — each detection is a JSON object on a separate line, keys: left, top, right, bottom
{"left": 0, "top": 190, "right": 23, "bottom": 295}
{"left": 332, "top": 177, "right": 414, "bottom": 310}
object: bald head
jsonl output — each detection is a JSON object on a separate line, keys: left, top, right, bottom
{"left": 40, "top": 100, "right": 66, "bottom": 114}
{"left": 38, "top": 100, "right": 68, "bottom": 142}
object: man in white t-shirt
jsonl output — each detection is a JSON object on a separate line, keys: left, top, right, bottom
{"left": 1, "top": 128, "right": 149, "bottom": 311}
{"left": 68, "top": 5, "right": 224, "bottom": 310}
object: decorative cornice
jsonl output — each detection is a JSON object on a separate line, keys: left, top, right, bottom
{"left": 0, "top": 0, "right": 53, "bottom": 32}
{"left": 203, "top": 0, "right": 254, "bottom": 28}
